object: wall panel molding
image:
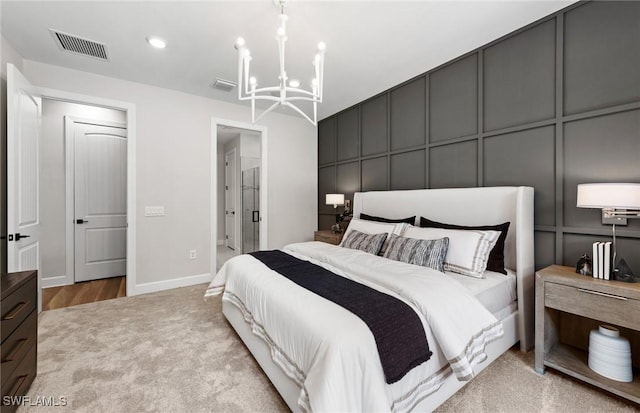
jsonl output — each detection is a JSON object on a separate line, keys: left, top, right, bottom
{"left": 317, "top": 1, "right": 640, "bottom": 271}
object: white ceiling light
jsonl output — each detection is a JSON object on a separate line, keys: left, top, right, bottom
{"left": 235, "top": 0, "right": 325, "bottom": 126}
{"left": 146, "top": 36, "right": 166, "bottom": 49}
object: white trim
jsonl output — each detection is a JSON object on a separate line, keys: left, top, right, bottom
{"left": 63, "top": 116, "right": 127, "bottom": 288}
{"left": 133, "top": 272, "right": 213, "bottom": 296}
{"left": 40, "top": 275, "right": 70, "bottom": 289}
{"left": 210, "top": 118, "right": 268, "bottom": 277}
{"left": 37, "top": 86, "right": 137, "bottom": 296}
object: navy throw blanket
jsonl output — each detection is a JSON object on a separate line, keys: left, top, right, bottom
{"left": 249, "top": 250, "right": 432, "bottom": 384}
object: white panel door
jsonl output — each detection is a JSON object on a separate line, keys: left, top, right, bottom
{"left": 74, "top": 122, "right": 127, "bottom": 282}
{"left": 7, "top": 64, "right": 41, "bottom": 277}
{"left": 225, "top": 148, "right": 236, "bottom": 250}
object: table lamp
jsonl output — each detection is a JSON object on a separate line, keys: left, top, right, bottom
{"left": 325, "top": 193, "right": 345, "bottom": 233}
{"left": 577, "top": 183, "right": 640, "bottom": 279}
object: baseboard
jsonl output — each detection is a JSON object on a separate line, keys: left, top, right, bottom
{"left": 131, "top": 272, "right": 213, "bottom": 296}
{"left": 41, "top": 275, "right": 73, "bottom": 288}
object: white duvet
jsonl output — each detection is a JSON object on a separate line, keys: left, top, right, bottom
{"left": 205, "top": 241, "right": 503, "bottom": 412}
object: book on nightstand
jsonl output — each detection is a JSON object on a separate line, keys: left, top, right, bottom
{"left": 593, "top": 242, "right": 599, "bottom": 279}
{"left": 604, "top": 241, "right": 612, "bottom": 281}
{"left": 598, "top": 242, "right": 604, "bottom": 279}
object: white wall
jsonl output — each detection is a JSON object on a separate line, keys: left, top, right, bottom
{"left": 23, "top": 60, "right": 317, "bottom": 291}
{"left": 40, "top": 99, "right": 126, "bottom": 285}
{"left": 1, "top": 35, "right": 25, "bottom": 274}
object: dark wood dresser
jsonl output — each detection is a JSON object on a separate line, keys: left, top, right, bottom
{"left": 1, "top": 271, "right": 38, "bottom": 413}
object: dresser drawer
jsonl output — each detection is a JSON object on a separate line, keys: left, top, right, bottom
{"left": 0, "top": 339, "right": 36, "bottom": 413}
{"left": 1, "top": 310, "right": 37, "bottom": 386}
{"left": 1, "top": 277, "right": 36, "bottom": 343}
{"left": 545, "top": 282, "right": 640, "bottom": 331}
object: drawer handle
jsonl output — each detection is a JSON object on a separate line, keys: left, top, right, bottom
{"left": 8, "top": 375, "right": 27, "bottom": 398}
{"left": 578, "top": 288, "right": 628, "bottom": 301}
{"left": 2, "top": 338, "right": 28, "bottom": 363}
{"left": 2, "top": 301, "right": 28, "bottom": 320}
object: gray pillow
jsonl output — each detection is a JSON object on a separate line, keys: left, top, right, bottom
{"left": 383, "top": 234, "right": 449, "bottom": 273}
{"left": 341, "top": 230, "right": 388, "bottom": 255}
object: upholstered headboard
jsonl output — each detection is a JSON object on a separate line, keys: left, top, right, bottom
{"left": 352, "top": 186, "right": 535, "bottom": 351}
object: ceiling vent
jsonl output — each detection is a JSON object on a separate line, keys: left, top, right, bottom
{"left": 49, "top": 29, "right": 109, "bottom": 61}
{"left": 211, "top": 78, "right": 237, "bottom": 92}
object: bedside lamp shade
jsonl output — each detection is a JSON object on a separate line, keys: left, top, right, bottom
{"left": 326, "top": 193, "right": 345, "bottom": 208}
{"left": 577, "top": 183, "right": 640, "bottom": 209}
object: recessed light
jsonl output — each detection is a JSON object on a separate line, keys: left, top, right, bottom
{"left": 146, "top": 36, "right": 166, "bottom": 49}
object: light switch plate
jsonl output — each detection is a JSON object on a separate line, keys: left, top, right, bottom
{"left": 145, "top": 206, "right": 165, "bottom": 217}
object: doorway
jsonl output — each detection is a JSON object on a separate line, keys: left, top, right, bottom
{"left": 39, "top": 99, "right": 128, "bottom": 291}
{"left": 6, "top": 64, "right": 137, "bottom": 310}
{"left": 211, "top": 119, "right": 267, "bottom": 274}
{"left": 66, "top": 117, "right": 127, "bottom": 283}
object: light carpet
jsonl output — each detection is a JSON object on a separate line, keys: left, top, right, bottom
{"left": 21, "top": 284, "right": 637, "bottom": 413}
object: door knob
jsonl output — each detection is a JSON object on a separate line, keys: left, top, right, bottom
{"left": 76, "top": 219, "right": 89, "bottom": 224}
{"left": 15, "top": 233, "right": 31, "bottom": 241}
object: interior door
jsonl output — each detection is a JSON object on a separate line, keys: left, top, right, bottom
{"left": 7, "top": 64, "right": 42, "bottom": 311}
{"left": 6, "top": 64, "right": 42, "bottom": 296}
{"left": 225, "top": 148, "right": 236, "bottom": 250}
{"left": 74, "top": 122, "right": 127, "bottom": 282}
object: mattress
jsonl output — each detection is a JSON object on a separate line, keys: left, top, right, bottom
{"left": 446, "top": 268, "right": 517, "bottom": 316}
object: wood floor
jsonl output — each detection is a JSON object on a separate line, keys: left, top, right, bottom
{"left": 42, "top": 276, "right": 126, "bottom": 311}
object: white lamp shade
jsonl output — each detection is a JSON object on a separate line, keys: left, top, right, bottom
{"left": 577, "top": 183, "right": 640, "bottom": 209}
{"left": 325, "top": 193, "right": 345, "bottom": 206}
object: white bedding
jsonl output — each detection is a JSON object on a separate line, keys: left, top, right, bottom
{"left": 206, "top": 241, "right": 504, "bottom": 412}
{"left": 446, "top": 269, "right": 517, "bottom": 315}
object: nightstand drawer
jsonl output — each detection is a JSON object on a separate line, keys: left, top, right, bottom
{"left": 314, "top": 230, "right": 343, "bottom": 245}
{"left": 545, "top": 282, "right": 640, "bottom": 331}
{"left": 1, "top": 277, "right": 37, "bottom": 342}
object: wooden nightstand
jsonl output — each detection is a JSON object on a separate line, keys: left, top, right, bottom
{"left": 535, "top": 265, "right": 640, "bottom": 404}
{"left": 314, "top": 230, "right": 343, "bottom": 245}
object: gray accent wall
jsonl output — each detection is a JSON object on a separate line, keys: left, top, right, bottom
{"left": 318, "top": 1, "right": 640, "bottom": 272}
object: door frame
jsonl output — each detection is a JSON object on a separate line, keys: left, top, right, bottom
{"left": 63, "top": 116, "right": 127, "bottom": 286}
{"left": 38, "top": 87, "right": 137, "bottom": 296}
{"left": 210, "top": 118, "right": 267, "bottom": 276}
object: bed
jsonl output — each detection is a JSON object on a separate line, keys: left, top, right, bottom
{"left": 206, "top": 186, "right": 534, "bottom": 412}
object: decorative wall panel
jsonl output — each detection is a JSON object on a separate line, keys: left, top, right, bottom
{"left": 318, "top": 1, "right": 640, "bottom": 269}
{"left": 564, "top": 1, "right": 640, "bottom": 115}
{"left": 430, "top": 54, "right": 477, "bottom": 142}
{"left": 361, "top": 95, "right": 388, "bottom": 156}
{"left": 429, "top": 141, "right": 477, "bottom": 189}
{"left": 483, "top": 19, "right": 556, "bottom": 131}
{"left": 390, "top": 78, "right": 426, "bottom": 151}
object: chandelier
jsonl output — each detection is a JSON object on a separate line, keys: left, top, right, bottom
{"left": 235, "top": 0, "right": 325, "bottom": 126}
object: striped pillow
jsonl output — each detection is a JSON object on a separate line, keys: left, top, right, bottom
{"left": 341, "top": 230, "right": 388, "bottom": 255}
{"left": 383, "top": 234, "right": 449, "bottom": 272}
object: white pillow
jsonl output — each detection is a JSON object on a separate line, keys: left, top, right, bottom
{"left": 340, "top": 218, "right": 408, "bottom": 248}
{"left": 403, "top": 226, "right": 500, "bottom": 278}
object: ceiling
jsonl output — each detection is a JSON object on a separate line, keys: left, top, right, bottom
{"left": 1, "top": 0, "right": 576, "bottom": 121}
